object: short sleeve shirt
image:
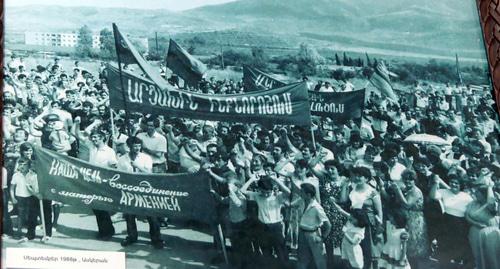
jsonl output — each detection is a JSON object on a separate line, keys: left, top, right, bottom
{"left": 248, "top": 191, "right": 287, "bottom": 224}
{"left": 11, "top": 171, "right": 37, "bottom": 197}
{"left": 300, "top": 199, "right": 329, "bottom": 230}
{"left": 137, "top": 132, "right": 167, "bottom": 164}
{"left": 88, "top": 144, "right": 118, "bottom": 168}
{"left": 436, "top": 189, "right": 473, "bottom": 217}
{"left": 117, "top": 152, "right": 153, "bottom": 173}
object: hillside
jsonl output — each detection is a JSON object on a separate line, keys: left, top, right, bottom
{"left": 4, "top": 0, "right": 487, "bottom": 60}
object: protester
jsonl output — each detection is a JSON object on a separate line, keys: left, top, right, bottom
{"left": 118, "top": 136, "right": 164, "bottom": 249}
{"left": 10, "top": 159, "right": 39, "bottom": 242}
{"left": 2, "top": 52, "right": 499, "bottom": 269}
{"left": 341, "top": 209, "right": 368, "bottom": 269}
{"left": 297, "top": 182, "right": 331, "bottom": 269}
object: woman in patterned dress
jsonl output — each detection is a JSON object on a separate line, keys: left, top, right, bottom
{"left": 318, "top": 159, "right": 348, "bottom": 268}
{"left": 392, "top": 169, "right": 429, "bottom": 269}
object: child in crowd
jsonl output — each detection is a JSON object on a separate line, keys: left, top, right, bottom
{"left": 379, "top": 213, "right": 411, "bottom": 269}
{"left": 10, "top": 160, "right": 39, "bottom": 242}
{"left": 341, "top": 209, "right": 367, "bottom": 269}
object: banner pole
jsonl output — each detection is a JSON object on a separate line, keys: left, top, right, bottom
{"left": 39, "top": 199, "right": 47, "bottom": 239}
{"left": 311, "top": 127, "right": 317, "bottom": 151}
{"left": 112, "top": 23, "right": 131, "bottom": 136}
{"left": 109, "top": 109, "right": 116, "bottom": 147}
{"left": 217, "top": 224, "right": 229, "bottom": 265}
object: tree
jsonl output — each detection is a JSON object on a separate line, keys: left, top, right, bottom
{"left": 365, "top": 52, "right": 372, "bottom": 67}
{"left": 99, "top": 28, "right": 115, "bottom": 60}
{"left": 343, "top": 52, "right": 348, "bottom": 66}
{"left": 357, "top": 58, "right": 364, "bottom": 67}
{"left": 296, "top": 43, "right": 324, "bottom": 76}
{"left": 335, "top": 53, "right": 341, "bottom": 66}
{"left": 75, "top": 25, "right": 93, "bottom": 58}
{"left": 250, "top": 46, "right": 269, "bottom": 70}
{"left": 186, "top": 36, "right": 206, "bottom": 55}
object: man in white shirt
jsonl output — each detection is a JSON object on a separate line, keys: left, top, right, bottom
{"left": 10, "top": 160, "right": 38, "bottom": 242}
{"left": 136, "top": 116, "right": 168, "bottom": 173}
{"left": 88, "top": 130, "right": 117, "bottom": 240}
{"left": 242, "top": 175, "right": 291, "bottom": 266}
{"left": 272, "top": 145, "right": 295, "bottom": 177}
{"left": 319, "top": 81, "right": 335, "bottom": 93}
{"left": 118, "top": 136, "right": 164, "bottom": 249}
{"left": 297, "top": 182, "right": 331, "bottom": 269}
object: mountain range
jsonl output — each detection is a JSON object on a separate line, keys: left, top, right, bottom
{"left": 5, "top": 0, "right": 487, "bottom": 60}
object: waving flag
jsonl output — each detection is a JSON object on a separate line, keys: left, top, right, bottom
{"left": 243, "top": 65, "right": 287, "bottom": 91}
{"left": 166, "top": 39, "right": 207, "bottom": 87}
{"left": 112, "top": 23, "right": 170, "bottom": 90}
{"left": 369, "top": 61, "right": 398, "bottom": 102}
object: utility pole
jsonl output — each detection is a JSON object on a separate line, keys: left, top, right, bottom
{"left": 155, "top": 32, "right": 159, "bottom": 57}
{"left": 220, "top": 44, "right": 224, "bottom": 69}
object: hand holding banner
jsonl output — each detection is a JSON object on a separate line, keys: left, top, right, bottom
{"left": 34, "top": 146, "right": 217, "bottom": 224}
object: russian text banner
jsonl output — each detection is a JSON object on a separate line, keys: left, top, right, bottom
{"left": 107, "top": 64, "right": 312, "bottom": 126}
{"left": 34, "top": 146, "right": 216, "bottom": 224}
{"left": 309, "top": 90, "right": 365, "bottom": 122}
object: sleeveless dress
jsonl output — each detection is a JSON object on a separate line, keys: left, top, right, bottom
{"left": 379, "top": 223, "right": 411, "bottom": 269}
{"left": 349, "top": 186, "right": 383, "bottom": 267}
{"left": 319, "top": 176, "right": 347, "bottom": 248}
{"left": 403, "top": 187, "right": 429, "bottom": 259}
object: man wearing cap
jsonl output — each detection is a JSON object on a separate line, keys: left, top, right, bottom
{"left": 297, "top": 182, "right": 331, "bottom": 269}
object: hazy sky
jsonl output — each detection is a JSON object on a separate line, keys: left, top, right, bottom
{"left": 5, "top": 0, "right": 236, "bottom": 11}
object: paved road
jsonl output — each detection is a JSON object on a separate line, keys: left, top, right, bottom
{"left": 3, "top": 205, "right": 224, "bottom": 269}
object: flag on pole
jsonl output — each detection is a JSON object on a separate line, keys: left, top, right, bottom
{"left": 369, "top": 61, "right": 399, "bottom": 102}
{"left": 166, "top": 39, "right": 207, "bottom": 87}
{"left": 112, "top": 23, "right": 170, "bottom": 90}
{"left": 456, "top": 53, "right": 463, "bottom": 85}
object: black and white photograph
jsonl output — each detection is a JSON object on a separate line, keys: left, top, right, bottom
{"left": 2, "top": 0, "right": 500, "bottom": 268}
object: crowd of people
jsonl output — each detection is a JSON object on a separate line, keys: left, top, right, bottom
{"left": 2, "top": 53, "right": 500, "bottom": 269}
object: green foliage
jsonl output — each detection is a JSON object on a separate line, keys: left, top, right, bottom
{"left": 75, "top": 25, "right": 93, "bottom": 58}
{"left": 186, "top": 36, "right": 206, "bottom": 54}
{"left": 331, "top": 68, "right": 356, "bottom": 81}
{"left": 390, "top": 59, "right": 488, "bottom": 85}
{"left": 335, "top": 53, "right": 341, "bottom": 65}
{"left": 296, "top": 43, "right": 324, "bottom": 76}
{"left": 249, "top": 47, "right": 269, "bottom": 70}
{"left": 272, "top": 54, "right": 296, "bottom": 73}
{"left": 206, "top": 49, "right": 251, "bottom": 68}
{"left": 99, "top": 28, "right": 115, "bottom": 60}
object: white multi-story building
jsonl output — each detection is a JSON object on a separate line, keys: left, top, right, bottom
{"left": 24, "top": 32, "right": 149, "bottom": 52}
{"left": 25, "top": 32, "right": 101, "bottom": 49}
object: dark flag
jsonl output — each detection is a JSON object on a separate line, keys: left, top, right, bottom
{"left": 166, "top": 39, "right": 207, "bottom": 87}
{"left": 369, "top": 61, "right": 399, "bottom": 103}
{"left": 243, "top": 65, "right": 287, "bottom": 91}
{"left": 112, "top": 23, "right": 170, "bottom": 90}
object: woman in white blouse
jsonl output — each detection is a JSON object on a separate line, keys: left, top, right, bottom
{"left": 430, "top": 174, "right": 474, "bottom": 267}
